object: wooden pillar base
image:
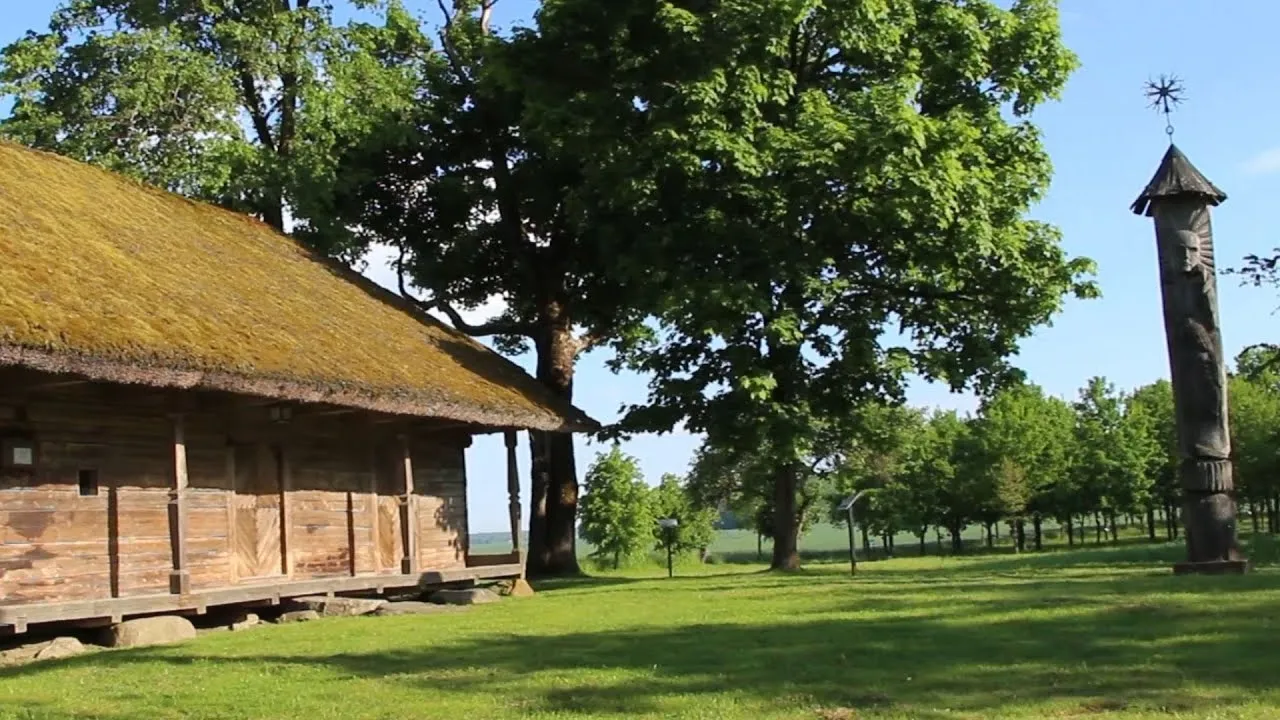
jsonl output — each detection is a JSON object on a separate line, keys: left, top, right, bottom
{"left": 401, "top": 557, "right": 419, "bottom": 575}
{"left": 169, "top": 570, "right": 191, "bottom": 595}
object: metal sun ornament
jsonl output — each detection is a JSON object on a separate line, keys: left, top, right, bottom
{"left": 1144, "top": 74, "right": 1186, "bottom": 140}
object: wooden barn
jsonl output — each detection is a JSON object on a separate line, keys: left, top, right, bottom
{"left": 0, "top": 142, "right": 596, "bottom": 634}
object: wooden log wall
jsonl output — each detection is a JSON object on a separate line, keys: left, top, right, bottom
{"left": 412, "top": 438, "right": 468, "bottom": 571}
{"left": 0, "top": 368, "right": 473, "bottom": 608}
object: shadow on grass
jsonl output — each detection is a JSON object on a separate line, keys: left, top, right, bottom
{"left": 7, "top": 568, "right": 1280, "bottom": 719}
{"left": 530, "top": 569, "right": 768, "bottom": 596}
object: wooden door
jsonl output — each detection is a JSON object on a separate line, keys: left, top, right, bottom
{"left": 374, "top": 445, "right": 402, "bottom": 573}
{"left": 233, "top": 444, "right": 285, "bottom": 581}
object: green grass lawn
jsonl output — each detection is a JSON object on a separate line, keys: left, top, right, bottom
{"left": 3, "top": 541, "right": 1278, "bottom": 719}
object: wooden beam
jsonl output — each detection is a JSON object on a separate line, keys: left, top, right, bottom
{"left": 399, "top": 434, "right": 419, "bottom": 574}
{"left": 25, "top": 379, "right": 91, "bottom": 392}
{"left": 301, "top": 407, "right": 359, "bottom": 418}
{"left": 168, "top": 413, "right": 191, "bottom": 595}
{"left": 505, "top": 431, "right": 522, "bottom": 553}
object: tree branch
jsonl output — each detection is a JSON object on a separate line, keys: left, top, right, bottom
{"left": 435, "top": 0, "right": 472, "bottom": 82}
{"left": 394, "top": 246, "right": 534, "bottom": 338}
{"left": 236, "top": 65, "right": 275, "bottom": 151}
{"left": 573, "top": 332, "right": 605, "bottom": 355}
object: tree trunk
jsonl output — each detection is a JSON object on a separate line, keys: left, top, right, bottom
{"left": 862, "top": 526, "right": 872, "bottom": 554}
{"left": 261, "top": 200, "right": 286, "bottom": 234}
{"left": 918, "top": 531, "right": 926, "bottom": 556}
{"left": 1146, "top": 505, "right": 1157, "bottom": 541}
{"left": 770, "top": 463, "right": 802, "bottom": 570}
{"left": 934, "top": 526, "right": 943, "bottom": 553}
{"left": 949, "top": 523, "right": 963, "bottom": 553}
{"left": 756, "top": 532, "right": 763, "bottom": 560}
{"left": 1094, "top": 513, "right": 1103, "bottom": 544}
{"left": 613, "top": 549, "right": 620, "bottom": 570}
{"left": 1108, "top": 511, "right": 1118, "bottom": 543}
{"left": 525, "top": 320, "right": 581, "bottom": 578}
{"left": 984, "top": 522, "right": 993, "bottom": 548}
{"left": 1032, "top": 515, "right": 1043, "bottom": 551}
{"left": 1014, "top": 518, "right": 1026, "bottom": 553}
{"left": 1066, "top": 516, "right": 1074, "bottom": 547}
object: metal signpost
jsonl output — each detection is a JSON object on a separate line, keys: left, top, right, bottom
{"left": 837, "top": 489, "right": 876, "bottom": 576}
{"left": 657, "top": 518, "right": 679, "bottom": 578}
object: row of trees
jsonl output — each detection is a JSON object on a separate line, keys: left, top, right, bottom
{"left": 578, "top": 447, "right": 717, "bottom": 569}
{"left": 690, "top": 346, "right": 1280, "bottom": 558}
{"left": 3, "top": 0, "right": 1094, "bottom": 574}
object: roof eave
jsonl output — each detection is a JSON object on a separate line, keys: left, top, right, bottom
{"left": 0, "top": 345, "right": 600, "bottom": 434}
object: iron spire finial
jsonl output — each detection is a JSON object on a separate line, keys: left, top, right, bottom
{"left": 1144, "top": 74, "right": 1186, "bottom": 141}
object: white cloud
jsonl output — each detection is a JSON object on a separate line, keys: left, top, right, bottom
{"left": 358, "top": 242, "right": 509, "bottom": 329}
{"left": 1242, "top": 146, "right": 1280, "bottom": 176}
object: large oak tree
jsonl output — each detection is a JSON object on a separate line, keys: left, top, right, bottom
{"left": 555, "top": 0, "right": 1097, "bottom": 569}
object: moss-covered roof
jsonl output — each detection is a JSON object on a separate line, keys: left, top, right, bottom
{"left": 0, "top": 141, "right": 595, "bottom": 432}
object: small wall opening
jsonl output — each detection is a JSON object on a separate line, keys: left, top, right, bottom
{"left": 78, "top": 469, "right": 99, "bottom": 497}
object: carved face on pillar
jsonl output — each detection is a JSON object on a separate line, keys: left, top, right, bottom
{"left": 1169, "top": 229, "right": 1205, "bottom": 276}
{"left": 1156, "top": 203, "right": 1215, "bottom": 285}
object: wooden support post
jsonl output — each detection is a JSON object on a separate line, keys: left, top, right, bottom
{"left": 346, "top": 490, "right": 357, "bottom": 576}
{"left": 279, "top": 445, "right": 293, "bottom": 577}
{"left": 366, "top": 444, "right": 378, "bottom": 575}
{"left": 168, "top": 413, "right": 191, "bottom": 595}
{"left": 399, "top": 434, "right": 419, "bottom": 574}
{"left": 505, "top": 431, "right": 522, "bottom": 553}
{"left": 225, "top": 444, "right": 238, "bottom": 583}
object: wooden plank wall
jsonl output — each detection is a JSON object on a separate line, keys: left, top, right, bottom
{"left": 413, "top": 439, "right": 468, "bottom": 570}
{"left": 0, "top": 370, "right": 474, "bottom": 608}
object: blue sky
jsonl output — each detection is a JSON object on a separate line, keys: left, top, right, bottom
{"left": 4, "top": 1, "right": 1280, "bottom": 533}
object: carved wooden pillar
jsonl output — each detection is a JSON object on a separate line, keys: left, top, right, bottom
{"left": 168, "top": 413, "right": 191, "bottom": 594}
{"left": 1132, "top": 143, "right": 1247, "bottom": 574}
{"left": 398, "top": 433, "right": 419, "bottom": 574}
{"left": 505, "top": 431, "right": 522, "bottom": 553}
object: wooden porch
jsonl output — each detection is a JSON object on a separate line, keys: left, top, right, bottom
{"left": 0, "top": 552, "right": 523, "bottom": 634}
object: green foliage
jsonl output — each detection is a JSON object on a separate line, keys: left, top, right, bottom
{"left": 972, "top": 382, "right": 1075, "bottom": 523}
{"left": 1230, "top": 374, "right": 1280, "bottom": 507}
{"left": 650, "top": 473, "right": 718, "bottom": 555}
{"left": 829, "top": 404, "right": 929, "bottom": 538}
{"left": 579, "top": 446, "right": 655, "bottom": 569}
{"left": 1128, "top": 379, "right": 1177, "bottom": 511}
{"left": 0, "top": 0, "right": 432, "bottom": 249}
{"left": 1069, "top": 378, "right": 1158, "bottom": 525}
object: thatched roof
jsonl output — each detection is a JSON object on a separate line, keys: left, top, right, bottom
{"left": 0, "top": 142, "right": 596, "bottom": 432}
